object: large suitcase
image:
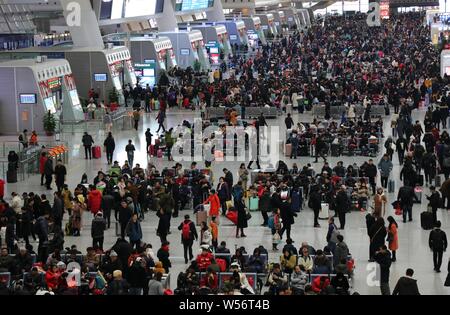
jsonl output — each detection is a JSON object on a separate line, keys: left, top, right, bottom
{"left": 319, "top": 203, "right": 329, "bottom": 219}
{"left": 414, "top": 187, "right": 422, "bottom": 204}
{"left": 7, "top": 169, "right": 17, "bottom": 183}
{"left": 420, "top": 211, "right": 434, "bottom": 230}
{"left": 291, "top": 190, "right": 301, "bottom": 212}
{"left": 92, "top": 146, "right": 101, "bottom": 159}
{"left": 196, "top": 210, "right": 208, "bottom": 226}
{"left": 285, "top": 144, "right": 292, "bottom": 157}
{"left": 416, "top": 174, "right": 424, "bottom": 186}
{"left": 435, "top": 175, "right": 442, "bottom": 187}
{"left": 388, "top": 180, "right": 395, "bottom": 193}
{"left": 249, "top": 197, "right": 259, "bottom": 211}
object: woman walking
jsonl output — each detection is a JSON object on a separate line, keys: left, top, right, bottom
{"left": 238, "top": 163, "right": 249, "bottom": 193}
{"left": 103, "top": 132, "right": 116, "bottom": 165}
{"left": 387, "top": 216, "right": 399, "bottom": 262}
{"left": 235, "top": 196, "right": 248, "bottom": 238}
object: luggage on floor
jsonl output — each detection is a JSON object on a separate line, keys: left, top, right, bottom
{"left": 226, "top": 210, "right": 238, "bottom": 225}
{"left": 435, "top": 175, "right": 442, "bottom": 187}
{"left": 196, "top": 210, "right": 208, "bottom": 226}
{"left": 285, "top": 144, "right": 292, "bottom": 157}
{"left": 319, "top": 203, "right": 329, "bottom": 219}
{"left": 291, "top": 190, "right": 301, "bottom": 212}
{"left": 92, "top": 146, "right": 101, "bottom": 159}
{"left": 414, "top": 186, "right": 422, "bottom": 204}
{"left": 7, "top": 169, "right": 17, "bottom": 183}
{"left": 388, "top": 180, "right": 395, "bottom": 193}
{"left": 249, "top": 196, "right": 259, "bottom": 211}
{"left": 420, "top": 211, "right": 434, "bottom": 230}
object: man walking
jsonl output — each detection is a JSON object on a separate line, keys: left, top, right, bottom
{"left": 429, "top": 221, "right": 448, "bottom": 272}
{"left": 44, "top": 158, "right": 54, "bottom": 190}
{"left": 156, "top": 109, "right": 166, "bottom": 133}
{"left": 82, "top": 132, "right": 94, "bottom": 159}
{"left": 397, "top": 185, "right": 419, "bottom": 223}
{"left": 145, "top": 128, "right": 153, "bottom": 154}
{"left": 365, "top": 159, "right": 378, "bottom": 195}
{"left": 91, "top": 212, "right": 106, "bottom": 250}
{"left": 54, "top": 159, "right": 67, "bottom": 192}
{"left": 125, "top": 140, "right": 136, "bottom": 167}
{"left": 177, "top": 215, "right": 198, "bottom": 264}
{"left": 374, "top": 245, "right": 392, "bottom": 295}
{"left": 392, "top": 268, "right": 420, "bottom": 295}
{"left": 133, "top": 109, "right": 140, "bottom": 131}
{"left": 335, "top": 185, "right": 350, "bottom": 230}
{"left": 378, "top": 154, "right": 393, "bottom": 189}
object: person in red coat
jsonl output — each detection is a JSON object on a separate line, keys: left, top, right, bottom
{"left": 87, "top": 185, "right": 102, "bottom": 215}
{"left": 196, "top": 246, "right": 213, "bottom": 271}
{"left": 45, "top": 264, "right": 61, "bottom": 292}
{"left": 312, "top": 276, "right": 330, "bottom": 294}
{"left": 200, "top": 268, "right": 219, "bottom": 290}
{"left": 203, "top": 189, "right": 220, "bottom": 217}
{"left": 0, "top": 178, "right": 4, "bottom": 199}
{"left": 39, "top": 152, "right": 48, "bottom": 186}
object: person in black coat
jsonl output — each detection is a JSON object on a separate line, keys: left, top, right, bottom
{"left": 369, "top": 217, "right": 387, "bottom": 262}
{"left": 374, "top": 245, "right": 392, "bottom": 295}
{"left": 156, "top": 208, "right": 170, "bottom": 244}
{"left": 279, "top": 199, "right": 296, "bottom": 240}
{"left": 364, "top": 159, "right": 378, "bottom": 195}
{"left": 223, "top": 168, "right": 233, "bottom": 200}
{"left": 111, "top": 238, "right": 132, "bottom": 274}
{"left": 429, "top": 221, "right": 448, "bottom": 272}
{"left": 103, "top": 132, "right": 116, "bottom": 165}
{"left": 127, "top": 258, "right": 147, "bottom": 295}
{"left": 397, "top": 185, "right": 419, "bottom": 223}
{"left": 309, "top": 186, "right": 322, "bottom": 227}
{"left": 178, "top": 215, "right": 198, "bottom": 264}
{"left": 101, "top": 191, "right": 115, "bottom": 229}
{"left": 335, "top": 186, "right": 350, "bottom": 229}
{"left": 118, "top": 200, "right": 133, "bottom": 239}
{"left": 44, "top": 158, "right": 53, "bottom": 190}
{"left": 392, "top": 268, "right": 420, "bottom": 295}
{"left": 235, "top": 197, "right": 248, "bottom": 238}
{"left": 82, "top": 132, "right": 94, "bottom": 159}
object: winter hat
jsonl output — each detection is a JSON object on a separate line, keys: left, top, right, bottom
{"left": 110, "top": 251, "right": 118, "bottom": 257}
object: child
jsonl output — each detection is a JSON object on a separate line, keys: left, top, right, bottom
{"left": 271, "top": 209, "right": 282, "bottom": 251}
{"left": 210, "top": 216, "right": 219, "bottom": 250}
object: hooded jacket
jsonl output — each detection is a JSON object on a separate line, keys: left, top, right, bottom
{"left": 88, "top": 189, "right": 102, "bottom": 214}
{"left": 392, "top": 276, "right": 420, "bottom": 295}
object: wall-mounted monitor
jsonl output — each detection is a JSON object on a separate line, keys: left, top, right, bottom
{"left": 229, "top": 35, "right": 238, "bottom": 40}
{"left": 144, "top": 59, "right": 155, "bottom": 64}
{"left": 175, "top": 0, "right": 214, "bottom": 11}
{"left": 209, "top": 47, "right": 219, "bottom": 54}
{"left": 94, "top": 73, "right": 108, "bottom": 82}
{"left": 124, "top": 0, "right": 157, "bottom": 18}
{"left": 180, "top": 49, "right": 190, "bottom": 55}
{"left": 143, "top": 68, "right": 155, "bottom": 77}
{"left": 19, "top": 94, "right": 37, "bottom": 104}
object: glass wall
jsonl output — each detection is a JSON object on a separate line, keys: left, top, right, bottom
{"left": 313, "top": 0, "right": 370, "bottom": 16}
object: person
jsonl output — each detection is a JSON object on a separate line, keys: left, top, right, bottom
{"left": 210, "top": 216, "right": 218, "bottom": 250}
{"left": 54, "top": 159, "right": 66, "bottom": 192}
{"left": 178, "top": 215, "right": 198, "bottom": 264}
{"left": 29, "top": 130, "right": 38, "bottom": 146}
{"left": 200, "top": 221, "right": 212, "bottom": 246}
{"left": 45, "top": 264, "right": 60, "bottom": 292}
{"left": 426, "top": 186, "right": 441, "bottom": 224}
{"left": 374, "top": 245, "right": 392, "bottom": 295}
{"left": 308, "top": 186, "right": 322, "bottom": 227}
{"left": 369, "top": 217, "right": 387, "bottom": 262}
{"left": 373, "top": 188, "right": 387, "bottom": 218}
{"left": 378, "top": 154, "right": 393, "bottom": 189}
{"left": 387, "top": 216, "right": 399, "bottom": 262}
{"left": 330, "top": 272, "right": 350, "bottom": 295}
{"left": 87, "top": 185, "right": 102, "bottom": 215}
{"left": 133, "top": 109, "right": 140, "bottom": 131}
{"left": 280, "top": 249, "right": 296, "bottom": 274}
{"left": 51, "top": 191, "right": 64, "bottom": 228}
{"left": 238, "top": 164, "right": 249, "bottom": 192}
{"left": 107, "top": 270, "right": 130, "bottom": 295}
{"left": 82, "top": 132, "right": 94, "bottom": 160}
{"left": 156, "top": 109, "right": 166, "bottom": 133}
{"left": 223, "top": 168, "right": 233, "bottom": 200}
{"left": 125, "top": 213, "right": 143, "bottom": 250}
{"left": 326, "top": 217, "right": 339, "bottom": 254}
{"left": 334, "top": 235, "right": 349, "bottom": 267}
{"left": 103, "top": 132, "right": 115, "bottom": 165}
{"left": 267, "top": 263, "right": 288, "bottom": 295}
{"left": 148, "top": 272, "right": 164, "bottom": 295}
{"left": 397, "top": 185, "right": 419, "bottom": 223}
{"left": 365, "top": 159, "right": 378, "bottom": 195}
{"left": 18, "top": 129, "right": 28, "bottom": 149}
{"left": 39, "top": 152, "right": 47, "bottom": 186}
{"left": 145, "top": 128, "right": 153, "bottom": 154}
{"left": 291, "top": 265, "right": 308, "bottom": 295}
{"left": 125, "top": 140, "right": 136, "bottom": 167}
{"left": 91, "top": 212, "right": 106, "bottom": 250}
{"left": 103, "top": 111, "right": 113, "bottom": 133}
{"left": 128, "top": 257, "right": 146, "bottom": 295}
{"left": 204, "top": 189, "right": 221, "bottom": 217}
{"left": 118, "top": 200, "right": 133, "bottom": 239}
{"left": 335, "top": 185, "right": 350, "bottom": 229}
{"left": 279, "top": 197, "right": 296, "bottom": 240}
{"left": 157, "top": 241, "right": 171, "bottom": 273}
{"left": 44, "top": 157, "right": 53, "bottom": 190}
{"left": 235, "top": 196, "right": 247, "bottom": 238}
{"left": 392, "top": 269, "right": 420, "bottom": 295}
{"left": 429, "top": 221, "right": 448, "bottom": 272}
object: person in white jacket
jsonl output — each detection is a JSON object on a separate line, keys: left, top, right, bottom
{"left": 230, "top": 262, "right": 255, "bottom": 294}
{"left": 11, "top": 192, "right": 23, "bottom": 215}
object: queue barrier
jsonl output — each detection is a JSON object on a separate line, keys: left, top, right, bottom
{"left": 207, "top": 107, "right": 278, "bottom": 119}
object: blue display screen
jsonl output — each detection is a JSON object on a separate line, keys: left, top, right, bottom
{"left": 177, "top": 0, "right": 214, "bottom": 11}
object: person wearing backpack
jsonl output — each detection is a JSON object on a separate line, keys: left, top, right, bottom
{"left": 429, "top": 221, "right": 448, "bottom": 273}
{"left": 178, "top": 215, "right": 198, "bottom": 264}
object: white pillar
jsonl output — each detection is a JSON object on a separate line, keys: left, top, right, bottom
{"left": 207, "top": 0, "right": 226, "bottom": 22}
{"left": 60, "top": 0, "right": 103, "bottom": 48}
{"left": 156, "top": 0, "right": 178, "bottom": 32}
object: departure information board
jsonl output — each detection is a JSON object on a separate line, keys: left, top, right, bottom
{"left": 175, "top": 0, "right": 214, "bottom": 11}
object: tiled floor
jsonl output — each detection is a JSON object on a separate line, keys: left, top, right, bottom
{"left": 3, "top": 107, "right": 450, "bottom": 295}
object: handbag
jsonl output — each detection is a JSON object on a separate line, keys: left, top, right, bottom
{"left": 386, "top": 231, "right": 393, "bottom": 243}
{"left": 245, "top": 211, "right": 252, "bottom": 221}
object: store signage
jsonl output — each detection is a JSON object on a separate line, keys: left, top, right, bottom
{"left": 47, "top": 77, "right": 61, "bottom": 89}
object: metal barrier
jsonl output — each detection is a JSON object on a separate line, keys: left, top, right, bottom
{"left": 207, "top": 107, "right": 278, "bottom": 119}
{"left": 312, "top": 105, "right": 385, "bottom": 118}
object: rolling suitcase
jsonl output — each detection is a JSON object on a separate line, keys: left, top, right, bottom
{"left": 196, "top": 210, "right": 208, "bottom": 226}
{"left": 388, "top": 180, "right": 395, "bottom": 193}
{"left": 7, "top": 169, "right": 17, "bottom": 183}
{"left": 92, "top": 146, "right": 101, "bottom": 159}
{"left": 249, "top": 196, "right": 259, "bottom": 211}
{"left": 319, "top": 203, "right": 329, "bottom": 219}
{"left": 285, "top": 144, "right": 292, "bottom": 157}
{"left": 420, "top": 211, "right": 434, "bottom": 230}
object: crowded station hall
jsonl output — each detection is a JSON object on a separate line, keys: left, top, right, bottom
{"left": 0, "top": 0, "right": 450, "bottom": 297}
